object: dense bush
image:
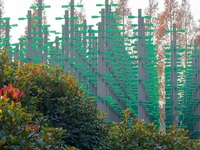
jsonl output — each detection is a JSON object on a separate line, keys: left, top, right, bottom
{"left": 0, "top": 50, "right": 107, "bottom": 150}
{"left": 1, "top": 50, "right": 199, "bottom": 150}
{"left": 105, "top": 109, "right": 200, "bottom": 150}
{"left": 0, "top": 83, "right": 67, "bottom": 149}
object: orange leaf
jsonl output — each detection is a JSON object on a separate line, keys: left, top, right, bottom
{"left": 8, "top": 83, "right": 13, "bottom": 91}
{"left": 32, "top": 124, "right": 39, "bottom": 133}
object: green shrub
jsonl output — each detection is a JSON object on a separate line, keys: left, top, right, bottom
{"left": 15, "top": 63, "right": 107, "bottom": 149}
{"left": 0, "top": 83, "right": 67, "bottom": 149}
{"left": 0, "top": 49, "right": 15, "bottom": 88}
{"left": 105, "top": 109, "right": 200, "bottom": 150}
{"left": 1, "top": 50, "right": 199, "bottom": 150}
{"left": 0, "top": 50, "right": 107, "bottom": 150}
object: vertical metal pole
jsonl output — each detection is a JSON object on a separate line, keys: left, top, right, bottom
{"left": 50, "top": 43, "right": 54, "bottom": 66}
{"left": 90, "top": 28, "right": 95, "bottom": 95}
{"left": 38, "top": 0, "right": 43, "bottom": 61}
{"left": 32, "top": 27, "right": 37, "bottom": 62}
{"left": 74, "top": 27, "right": 79, "bottom": 79}
{"left": 105, "top": 1, "right": 109, "bottom": 99}
{"left": 97, "top": 21, "right": 107, "bottom": 116}
{"left": 77, "top": 26, "right": 82, "bottom": 83}
{"left": 106, "top": 2, "right": 115, "bottom": 121}
{"left": 19, "top": 40, "right": 23, "bottom": 62}
{"left": 89, "top": 26, "right": 93, "bottom": 93}
{"left": 138, "top": 9, "right": 144, "bottom": 120}
{"left": 105, "top": 2, "right": 110, "bottom": 97}
{"left": 83, "top": 20, "right": 87, "bottom": 86}
{"left": 138, "top": 9, "right": 148, "bottom": 122}
{"left": 172, "top": 24, "right": 178, "bottom": 126}
{"left": 27, "top": 10, "right": 33, "bottom": 61}
{"left": 97, "top": 9, "right": 107, "bottom": 115}
{"left": 64, "top": 10, "right": 69, "bottom": 72}
{"left": 70, "top": 0, "right": 75, "bottom": 75}
{"left": 94, "top": 36, "right": 98, "bottom": 96}
{"left": 61, "top": 25, "right": 65, "bottom": 69}
{"left": 14, "top": 44, "right": 19, "bottom": 60}
{"left": 43, "top": 26, "right": 48, "bottom": 63}
{"left": 55, "top": 36, "right": 59, "bottom": 66}
{"left": 5, "top": 19, "right": 10, "bottom": 59}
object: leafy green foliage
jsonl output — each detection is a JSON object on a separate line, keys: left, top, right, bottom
{"left": 105, "top": 109, "right": 200, "bottom": 150}
{"left": 1, "top": 50, "right": 199, "bottom": 150}
{"left": 0, "top": 49, "right": 107, "bottom": 149}
{"left": 14, "top": 63, "right": 107, "bottom": 149}
{"left": 0, "top": 83, "right": 67, "bottom": 149}
{"left": 0, "top": 49, "right": 14, "bottom": 88}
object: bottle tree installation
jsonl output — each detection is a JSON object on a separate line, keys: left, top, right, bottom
{"left": 1, "top": 0, "right": 200, "bottom": 139}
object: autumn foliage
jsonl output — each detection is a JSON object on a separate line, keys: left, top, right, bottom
{"left": 0, "top": 83, "right": 23, "bottom": 102}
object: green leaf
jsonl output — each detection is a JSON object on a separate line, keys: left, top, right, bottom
{"left": 27, "top": 132, "right": 35, "bottom": 139}
{"left": 43, "top": 5, "right": 51, "bottom": 8}
{"left": 18, "top": 17, "right": 27, "bottom": 21}
{"left": 143, "top": 15, "right": 152, "bottom": 19}
{"left": 2, "top": 17, "right": 10, "bottom": 21}
{"left": 30, "top": 5, "right": 37, "bottom": 9}
{"left": 62, "top": 5, "right": 69, "bottom": 8}
{"left": 128, "top": 16, "right": 137, "bottom": 19}
{"left": 8, "top": 110, "right": 14, "bottom": 117}
{"left": 96, "top": 4, "right": 104, "bottom": 6}
{"left": 92, "top": 16, "right": 100, "bottom": 19}
{"left": 55, "top": 17, "right": 64, "bottom": 20}
{"left": 110, "top": 4, "right": 118, "bottom": 7}
{"left": 37, "top": 139, "right": 45, "bottom": 148}
{"left": 76, "top": 4, "right": 83, "bottom": 7}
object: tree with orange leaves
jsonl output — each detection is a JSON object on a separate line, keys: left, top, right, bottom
{"left": 156, "top": 0, "right": 179, "bottom": 48}
{"left": 111, "top": 0, "right": 133, "bottom": 36}
{"left": 144, "top": 0, "right": 169, "bottom": 132}
{"left": 74, "top": 0, "right": 86, "bottom": 24}
{"left": 154, "top": 0, "right": 180, "bottom": 133}
{"left": 195, "top": 20, "right": 200, "bottom": 44}
{"left": 31, "top": 0, "right": 47, "bottom": 25}
{"left": 144, "top": 0, "right": 159, "bottom": 38}
{"left": 177, "top": 0, "right": 196, "bottom": 67}
{"left": 22, "top": 0, "right": 47, "bottom": 37}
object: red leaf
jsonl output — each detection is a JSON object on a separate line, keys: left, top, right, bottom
{"left": 0, "top": 89, "right": 2, "bottom": 96}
